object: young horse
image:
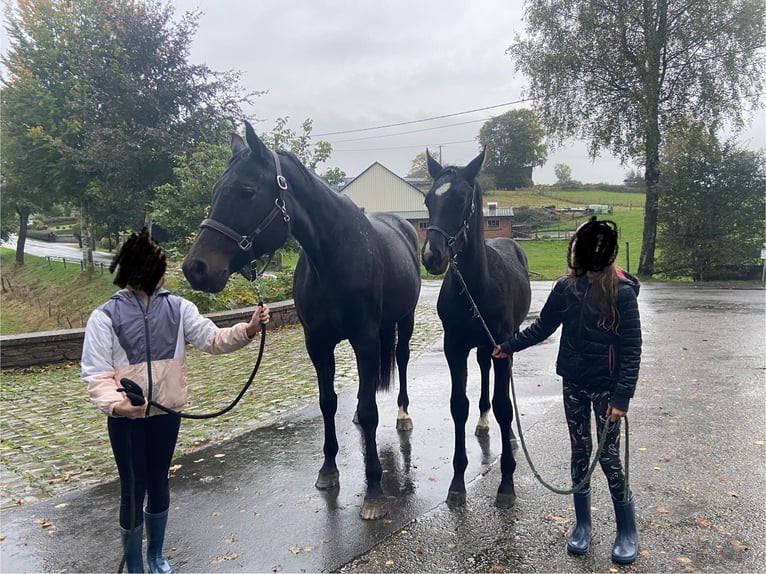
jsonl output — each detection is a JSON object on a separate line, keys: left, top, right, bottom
{"left": 182, "top": 121, "right": 421, "bottom": 520}
{"left": 421, "top": 149, "right": 531, "bottom": 509}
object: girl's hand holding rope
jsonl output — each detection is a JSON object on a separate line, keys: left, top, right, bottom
{"left": 606, "top": 404, "right": 627, "bottom": 423}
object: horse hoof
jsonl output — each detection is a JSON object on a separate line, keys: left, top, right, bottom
{"left": 396, "top": 417, "right": 414, "bottom": 432}
{"left": 360, "top": 498, "right": 389, "bottom": 520}
{"left": 474, "top": 425, "right": 490, "bottom": 438}
{"left": 495, "top": 491, "right": 517, "bottom": 509}
{"left": 446, "top": 490, "right": 467, "bottom": 508}
{"left": 315, "top": 470, "right": 340, "bottom": 490}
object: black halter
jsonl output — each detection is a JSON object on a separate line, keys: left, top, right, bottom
{"left": 426, "top": 182, "right": 477, "bottom": 259}
{"left": 199, "top": 148, "right": 291, "bottom": 280}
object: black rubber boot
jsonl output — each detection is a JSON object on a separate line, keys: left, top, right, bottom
{"left": 566, "top": 488, "right": 592, "bottom": 555}
{"left": 612, "top": 492, "right": 638, "bottom": 564}
{"left": 144, "top": 509, "right": 174, "bottom": 574}
{"left": 119, "top": 523, "right": 145, "bottom": 573}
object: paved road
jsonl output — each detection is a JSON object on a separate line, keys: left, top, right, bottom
{"left": 1, "top": 236, "right": 114, "bottom": 265}
{"left": 1, "top": 282, "right": 764, "bottom": 573}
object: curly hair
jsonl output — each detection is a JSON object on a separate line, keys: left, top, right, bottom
{"left": 110, "top": 228, "right": 167, "bottom": 294}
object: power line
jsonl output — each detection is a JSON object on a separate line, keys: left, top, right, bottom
{"left": 313, "top": 99, "right": 532, "bottom": 137}
{"left": 333, "top": 139, "right": 477, "bottom": 153}
{"left": 327, "top": 118, "right": 490, "bottom": 144}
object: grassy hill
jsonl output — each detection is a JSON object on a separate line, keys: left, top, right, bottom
{"left": 0, "top": 189, "right": 646, "bottom": 335}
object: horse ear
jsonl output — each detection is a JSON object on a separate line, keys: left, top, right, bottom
{"left": 230, "top": 132, "right": 247, "bottom": 156}
{"left": 464, "top": 148, "right": 485, "bottom": 182}
{"left": 426, "top": 149, "right": 443, "bottom": 178}
{"left": 244, "top": 120, "right": 269, "bottom": 161}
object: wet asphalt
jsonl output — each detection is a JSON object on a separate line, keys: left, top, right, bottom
{"left": 1, "top": 281, "right": 764, "bottom": 573}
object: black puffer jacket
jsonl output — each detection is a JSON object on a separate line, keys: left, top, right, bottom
{"left": 500, "top": 272, "right": 641, "bottom": 411}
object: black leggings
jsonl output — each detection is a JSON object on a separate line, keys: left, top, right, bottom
{"left": 108, "top": 414, "right": 181, "bottom": 529}
{"left": 562, "top": 379, "right": 626, "bottom": 500}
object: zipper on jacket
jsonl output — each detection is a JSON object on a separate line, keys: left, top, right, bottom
{"left": 136, "top": 292, "right": 153, "bottom": 418}
{"left": 608, "top": 343, "right": 615, "bottom": 377}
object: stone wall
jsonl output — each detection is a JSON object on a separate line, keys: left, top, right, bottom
{"left": 0, "top": 300, "right": 298, "bottom": 370}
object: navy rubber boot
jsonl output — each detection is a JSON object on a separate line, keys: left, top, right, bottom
{"left": 119, "top": 523, "right": 145, "bottom": 573}
{"left": 612, "top": 492, "right": 638, "bottom": 564}
{"left": 144, "top": 509, "right": 174, "bottom": 574}
{"left": 566, "top": 488, "right": 592, "bottom": 555}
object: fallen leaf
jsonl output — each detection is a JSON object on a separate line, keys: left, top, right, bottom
{"left": 640, "top": 550, "right": 650, "bottom": 557}
{"left": 677, "top": 556, "right": 692, "bottom": 564}
{"left": 416, "top": 548, "right": 425, "bottom": 555}
{"left": 428, "top": 476, "right": 437, "bottom": 481}
{"left": 727, "top": 491, "right": 739, "bottom": 498}
{"left": 447, "top": 543, "right": 456, "bottom": 549}
{"left": 214, "top": 453, "right": 225, "bottom": 458}
{"left": 385, "top": 559, "right": 394, "bottom": 566}
{"left": 657, "top": 506, "right": 668, "bottom": 515}
{"left": 15, "top": 499, "right": 24, "bottom": 506}
{"left": 547, "top": 514, "right": 569, "bottom": 524}
{"left": 169, "top": 464, "right": 182, "bottom": 471}
{"left": 695, "top": 518, "right": 710, "bottom": 528}
{"left": 653, "top": 466, "right": 661, "bottom": 471}
{"left": 731, "top": 540, "right": 749, "bottom": 551}
{"left": 54, "top": 503, "right": 68, "bottom": 509}
{"left": 638, "top": 447, "right": 648, "bottom": 452}
{"left": 41, "top": 521, "right": 53, "bottom": 529}
{"left": 303, "top": 546, "right": 314, "bottom": 552}
{"left": 194, "top": 458, "right": 205, "bottom": 463}
{"left": 211, "top": 552, "right": 239, "bottom": 563}
{"left": 755, "top": 440, "right": 764, "bottom": 446}
{"left": 0, "top": 535, "right": 6, "bottom": 541}
{"left": 491, "top": 564, "right": 503, "bottom": 572}
{"left": 289, "top": 546, "right": 301, "bottom": 555}
{"left": 609, "top": 568, "right": 619, "bottom": 573}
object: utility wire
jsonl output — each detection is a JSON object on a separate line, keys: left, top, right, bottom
{"left": 327, "top": 118, "right": 489, "bottom": 144}
{"left": 313, "top": 99, "right": 532, "bottom": 137}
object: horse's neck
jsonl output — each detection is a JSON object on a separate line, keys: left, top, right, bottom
{"left": 281, "top": 157, "right": 354, "bottom": 265}
{"left": 455, "top": 196, "right": 489, "bottom": 284}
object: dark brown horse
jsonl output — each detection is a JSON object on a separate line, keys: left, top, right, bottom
{"left": 421, "top": 149, "right": 531, "bottom": 508}
{"left": 183, "top": 122, "right": 421, "bottom": 519}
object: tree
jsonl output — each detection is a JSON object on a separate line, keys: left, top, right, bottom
{"left": 321, "top": 167, "right": 347, "bottom": 187}
{"left": 554, "top": 163, "right": 573, "bottom": 186}
{"left": 1, "top": 0, "right": 255, "bottom": 265}
{"left": 407, "top": 151, "right": 432, "bottom": 183}
{"left": 478, "top": 109, "right": 547, "bottom": 189}
{"left": 509, "top": 0, "right": 765, "bottom": 275}
{"left": 259, "top": 117, "right": 333, "bottom": 172}
{"left": 657, "top": 126, "right": 765, "bottom": 281}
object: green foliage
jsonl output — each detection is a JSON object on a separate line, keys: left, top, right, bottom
{"left": 478, "top": 109, "right": 547, "bottom": 189}
{"left": 259, "top": 117, "right": 333, "bottom": 172}
{"left": 154, "top": 142, "right": 230, "bottom": 250}
{"left": 657, "top": 129, "right": 766, "bottom": 280}
{"left": 1, "top": 0, "right": 257, "bottom": 263}
{"left": 509, "top": 0, "right": 766, "bottom": 275}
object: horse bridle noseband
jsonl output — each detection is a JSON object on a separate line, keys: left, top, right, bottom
{"left": 199, "top": 148, "right": 291, "bottom": 280}
{"left": 426, "top": 180, "right": 477, "bottom": 259}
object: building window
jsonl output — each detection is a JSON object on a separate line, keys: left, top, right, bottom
{"left": 486, "top": 219, "right": 500, "bottom": 230}
{"left": 418, "top": 221, "right": 428, "bottom": 230}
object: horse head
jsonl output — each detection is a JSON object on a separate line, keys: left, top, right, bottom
{"left": 421, "top": 148, "right": 485, "bottom": 274}
{"left": 183, "top": 121, "right": 292, "bottom": 293}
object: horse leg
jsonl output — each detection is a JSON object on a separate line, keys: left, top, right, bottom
{"left": 395, "top": 311, "right": 415, "bottom": 432}
{"left": 445, "top": 336, "right": 471, "bottom": 508}
{"left": 491, "top": 355, "right": 517, "bottom": 509}
{"left": 474, "top": 347, "right": 492, "bottom": 437}
{"left": 350, "top": 333, "right": 387, "bottom": 520}
{"left": 306, "top": 336, "right": 340, "bottom": 491}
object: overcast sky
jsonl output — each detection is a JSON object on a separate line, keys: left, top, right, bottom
{"left": 3, "top": 1, "right": 764, "bottom": 184}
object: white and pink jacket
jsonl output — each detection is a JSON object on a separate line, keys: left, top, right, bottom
{"left": 81, "top": 289, "right": 254, "bottom": 417}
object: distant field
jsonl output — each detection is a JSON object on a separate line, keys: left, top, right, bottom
{"left": 485, "top": 189, "right": 645, "bottom": 278}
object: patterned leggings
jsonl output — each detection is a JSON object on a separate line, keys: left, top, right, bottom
{"left": 563, "top": 379, "right": 626, "bottom": 500}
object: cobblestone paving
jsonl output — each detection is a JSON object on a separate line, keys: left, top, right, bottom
{"left": 0, "top": 304, "right": 441, "bottom": 509}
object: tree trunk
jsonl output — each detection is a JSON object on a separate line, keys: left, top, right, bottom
{"left": 637, "top": 0, "right": 667, "bottom": 277}
{"left": 14, "top": 206, "right": 30, "bottom": 265}
{"left": 81, "top": 201, "right": 94, "bottom": 269}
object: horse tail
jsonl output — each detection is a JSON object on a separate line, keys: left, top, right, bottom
{"left": 378, "top": 324, "right": 396, "bottom": 392}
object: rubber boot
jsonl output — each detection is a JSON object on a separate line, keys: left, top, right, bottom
{"left": 566, "top": 488, "right": 592, "bottom": 555}
{"left": 144, "top": 509, "right": 174, "bottom": 574}
{"left": 119, "top": 523, "right": 145, "bottom": 573}
{"left": 611, "top": 492, "right": 638, "bottom": 564}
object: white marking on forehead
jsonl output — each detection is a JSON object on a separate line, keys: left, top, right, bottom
{"left": 434, "top": 182, "right": 451, "bottom": 196}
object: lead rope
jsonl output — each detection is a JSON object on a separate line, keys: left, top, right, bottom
{"left": 449, "top": 258, "right": 630, "bottom": 499}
